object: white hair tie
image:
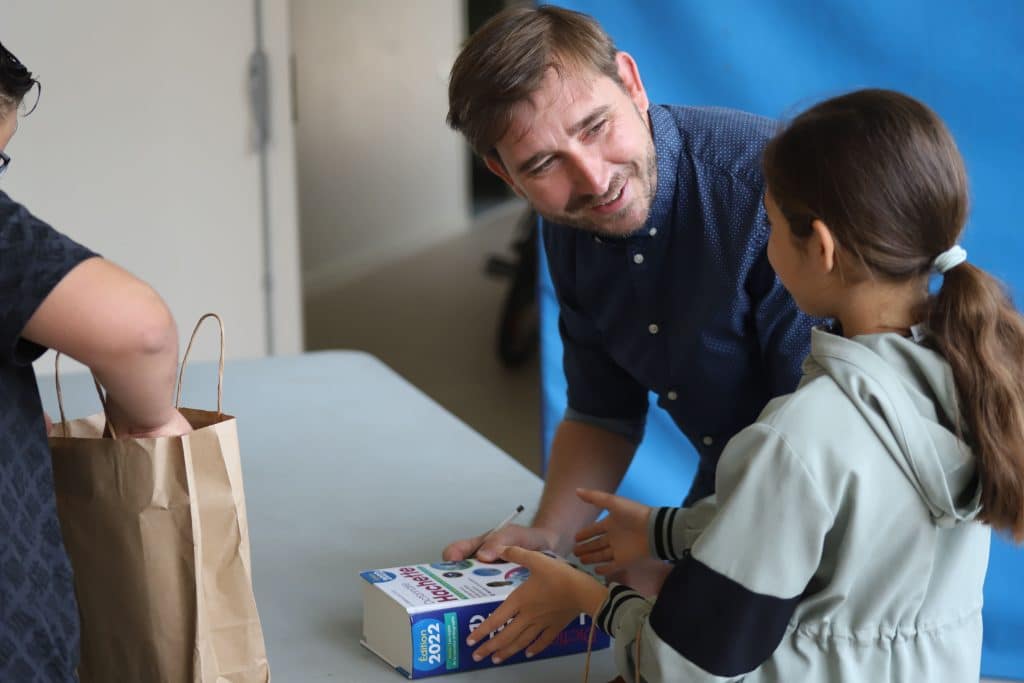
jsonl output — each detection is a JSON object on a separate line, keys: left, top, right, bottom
{"left": 932, "top": 245, "right": 967, "bottom": 274}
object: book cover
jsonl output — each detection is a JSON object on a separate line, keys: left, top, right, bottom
{"left": 360, "top": 558, "right": 609, "bottom": 678}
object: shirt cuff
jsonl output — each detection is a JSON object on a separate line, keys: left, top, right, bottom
{"left": 648, "top": 499, "right": 718, "bottom": 561}
{"left": 595, "top": 582, "right": 651, "bottom": 638}
{"left": 564, "top": 407, "right": 646, "bottom": 445}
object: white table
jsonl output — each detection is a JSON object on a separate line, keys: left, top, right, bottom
{"left": 39, "top": 351, "right": 617, "bottom": 681}
{"left": 39, "top": 351, "right": 1011, "bottom": 682}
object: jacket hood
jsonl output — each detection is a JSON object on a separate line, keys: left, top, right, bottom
{"left": 802, "top": 327, "right": 982, "bottom": 527}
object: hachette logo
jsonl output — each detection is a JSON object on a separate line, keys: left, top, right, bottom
{"left": 399, "top": 566, "right": 459, "bottom": 603}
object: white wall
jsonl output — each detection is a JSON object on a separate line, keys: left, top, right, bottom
{"left": 4, "top": 0, "right": 303, "bottom": 371}
{"left": 290, "top": 0, "right": 471, "bottom": 294}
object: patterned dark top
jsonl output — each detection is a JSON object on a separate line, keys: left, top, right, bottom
{"left": 0, "top": 190, "right": 95, "bottom": 682}
{"left": 543, "top": 104, "right": 824, "bottom": 503}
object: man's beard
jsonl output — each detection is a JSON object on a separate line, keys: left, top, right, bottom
{"left": 538, "top": 136, "right": 657, "bottom": 238}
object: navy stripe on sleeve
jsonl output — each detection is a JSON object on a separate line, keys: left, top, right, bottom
{"left": 652, "top": 507, "right": 679, "bottom": 560}
{"left": 649, "top": 551, "right": 801, "bottom": 677}
{"left": 596, "top": 583, "right": 646, "bottom": 635}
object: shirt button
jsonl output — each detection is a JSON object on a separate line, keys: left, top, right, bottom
{"left": 648, "top": 323, "right": 660, "bottom": 335}
{"left": 649, "top": 228, "right": 658, "bottom": 237}
{"left": 667, "top": 390, "right": 678, "bottom": 401}
{"left": 593, "top": 235, "right": 603, "bottom": 244}
{"left": 702, "top": 436, "right": 714, "bottom": 446}
{"left": 633, "top": 253, "right": 645, "bottom": 265}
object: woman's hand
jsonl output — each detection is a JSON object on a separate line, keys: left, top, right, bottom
{"left": 572, "top": 488, "right": 653, "bottom": 576}
{"left": 467, "top": 546, "right": 608, "bottom": 664}
{"left": 118, "top": 408, "right": 193, "bottom": 438}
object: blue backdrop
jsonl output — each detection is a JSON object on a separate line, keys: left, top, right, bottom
{"left": 537, "top": 1, "right": 1024, "bottom": 678}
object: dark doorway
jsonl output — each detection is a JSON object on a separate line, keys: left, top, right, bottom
{"left": 464, "top": 0, "right": 532, "bottom": 215}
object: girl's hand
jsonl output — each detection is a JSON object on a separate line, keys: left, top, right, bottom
{"left": 573, "top": 488, "right": 653, "bottom": 576}
{"left": 467, "top": 546, "right": 607, "bottom": 664}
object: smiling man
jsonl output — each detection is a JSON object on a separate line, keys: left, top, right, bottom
{"left": 443, "top": 6, "right": 821, "bottom": 593}
{"left": 489, "top": 64, "right": 657, "bottom": 236}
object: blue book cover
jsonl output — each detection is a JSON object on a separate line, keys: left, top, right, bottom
{"left": 361, "top": 558, "right": 609, "bottom": 678}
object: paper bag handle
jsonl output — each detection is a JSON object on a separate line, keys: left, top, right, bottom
{"left": 175, "top": 313, "right": 225, "bottom": 414}
{"left": 53, "top": 352, "right": 119, "bottom": 439}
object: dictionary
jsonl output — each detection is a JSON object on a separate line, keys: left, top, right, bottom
{"left": 360, "top": 558, "right": 609, "bottom": 678}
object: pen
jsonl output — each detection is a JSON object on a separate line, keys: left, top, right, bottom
{"left": 468, "top": 504, "right": 524, "bottom": 558}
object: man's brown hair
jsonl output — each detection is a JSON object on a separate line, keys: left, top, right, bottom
{"left": 447, "top": 5, "right": 621, "bottom": 159}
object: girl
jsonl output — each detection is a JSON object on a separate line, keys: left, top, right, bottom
{"left": 466, "top": 88, "right": 1024, "bottom": 681}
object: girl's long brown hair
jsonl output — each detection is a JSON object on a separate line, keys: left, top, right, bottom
{"left": 764, "top": 88, "right": 1024, "bottom": 540}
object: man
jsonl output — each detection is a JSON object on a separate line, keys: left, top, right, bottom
{"left": 442, "top": 6, "right": 819, "bottom": 591}
{"left": 1, "top": 41, "right": 191, "bottom": 681}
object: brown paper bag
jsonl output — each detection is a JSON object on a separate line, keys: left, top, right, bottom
{"left": 49, "top": 313, "right": 271, "bottom": 682}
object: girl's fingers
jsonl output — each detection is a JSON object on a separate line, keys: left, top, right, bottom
{"left": 573, "top": 536, "right": 609, "bottom": 557}
{"left": 490, "top": 622, "right": 543, "bottom": 664}
{"left": 576, "top": 487, "right": 616, "bottom": 509}
{"left": 468, "top": 600, "right": 516, "bottom": 647}
{"left": 471, "top": 614, "right": 524, "bottom": 661}
{"left": 575, "top": 519, "right": 609, "bottom": 543}
{"left": 500, "top": 545, "right": 542, "bottom": 568}
{"left": 576, "top": 547, "right": 615, "bottom": 566}
{"left": 525, "top": 626, "right": 560, "bottom": 658}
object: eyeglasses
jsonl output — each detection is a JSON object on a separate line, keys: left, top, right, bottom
{"left": 0, "top": 151, "right": 9, "bottom": 178}
{"left": 18, "top": 82, "right": 41, "bottom": 118}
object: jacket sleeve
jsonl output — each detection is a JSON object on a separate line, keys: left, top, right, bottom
{"left": 598, "top": 422, "right": 835, "bottom": 682}
{"left": 647, "top": 495, "right": 719, "bottom": 562}
{"left": 595, "top": 584, "right": 744, "bottom": 683}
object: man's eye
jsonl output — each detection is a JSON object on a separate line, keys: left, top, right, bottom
{"left": 529, "top": 158, "right": 555, "bottom": 175}
{"left": 585, "top": 120, "right": 607, "bottom": 138}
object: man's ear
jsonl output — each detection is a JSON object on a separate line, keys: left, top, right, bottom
{"left": 615, "top": 51, "right": 649, "bottom": 115}
{"left": 484, "top": 153, "right": 525, "bottom": 199}
{"left": 808, "top": 218, "right": 836, "bottom": 274}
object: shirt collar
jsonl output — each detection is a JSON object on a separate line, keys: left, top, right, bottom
{"left": 640, "top": 104, "right": 681, "bottom": 237}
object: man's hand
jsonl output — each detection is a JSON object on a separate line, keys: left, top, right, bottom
{"left": 467, "top": 546, "right": 607, "bottom": 664}
{"left": 443, "top": 524, "right": 559, "bottom": 563}
{"left": 572, "top": 488, "right": 653, "bottom": 577}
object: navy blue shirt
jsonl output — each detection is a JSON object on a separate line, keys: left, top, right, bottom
{"left": 543, "top": 104, "right": 821, "bottom": 502}
{"left": 1, "top": 190, "right": 94, "bottom": 681}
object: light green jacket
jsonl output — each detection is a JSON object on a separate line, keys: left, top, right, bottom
{"left": 597, "top": 328, "right": 990, "bottom": 682}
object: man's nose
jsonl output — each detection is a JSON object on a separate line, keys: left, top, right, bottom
{"left": 570, "top": 151, "right": 611, "bottom": 198}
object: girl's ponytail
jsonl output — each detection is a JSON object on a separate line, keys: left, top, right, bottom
{"left": 928, "top": 262, "right": 1024, "bottom": 540}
